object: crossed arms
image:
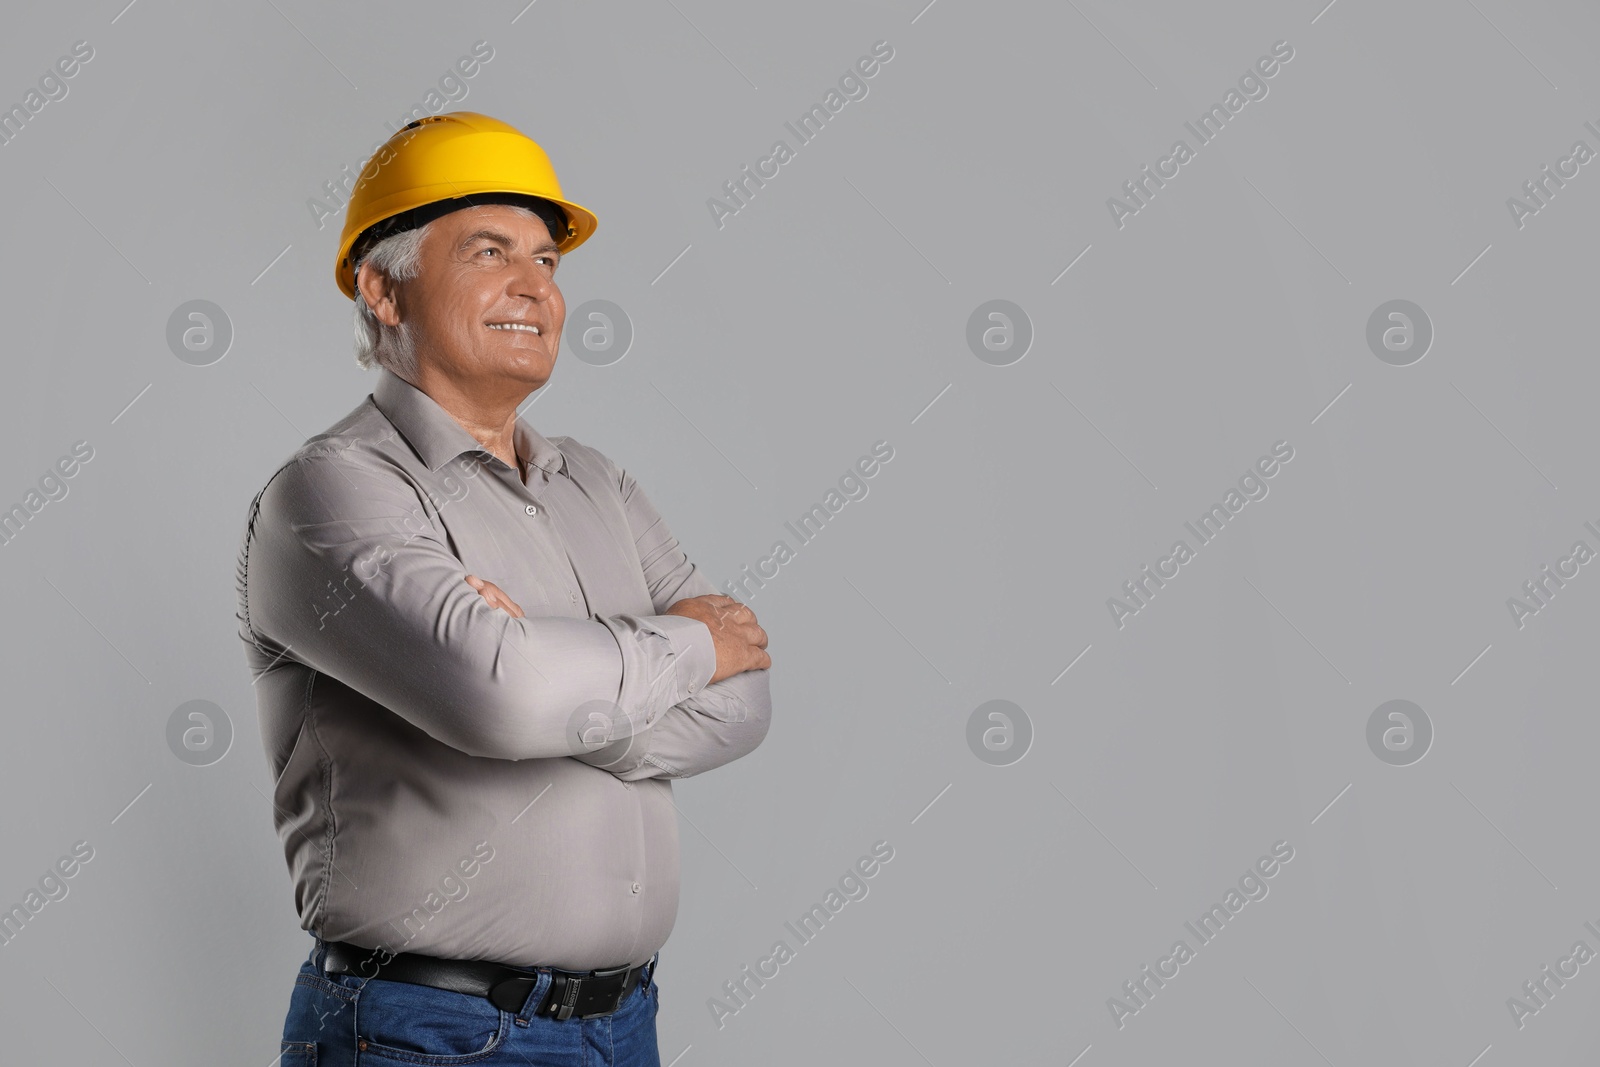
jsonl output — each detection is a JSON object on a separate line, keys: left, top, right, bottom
{"left": 241, "top": 444, "right": 771, "bottom": 779}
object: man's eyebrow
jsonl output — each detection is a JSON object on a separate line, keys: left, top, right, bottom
{"left": 457, "top": 228, "right": 561, "bottom": 255}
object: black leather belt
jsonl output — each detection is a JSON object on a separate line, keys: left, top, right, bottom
{"left": 320, "top": 940, "right": 652, "bottom": 1020}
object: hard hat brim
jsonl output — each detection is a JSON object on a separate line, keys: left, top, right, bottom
{"left": 338, "top": 188, "right": 597, "bottom": 300}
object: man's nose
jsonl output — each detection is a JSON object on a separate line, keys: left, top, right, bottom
{"left": 509, "top": 255, "right": 556, "bottom": 300}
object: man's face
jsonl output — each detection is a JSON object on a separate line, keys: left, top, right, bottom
{"left": 397, "top": 204, "right": 566, "bottom": 392}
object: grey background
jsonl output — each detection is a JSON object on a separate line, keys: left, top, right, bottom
{"left": 0, "top": 0, "right": 1595, "bottom": 1063}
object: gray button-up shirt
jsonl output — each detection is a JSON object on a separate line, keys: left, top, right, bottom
{"left": 234, "top": 368, "right": 771, "bottom": 969}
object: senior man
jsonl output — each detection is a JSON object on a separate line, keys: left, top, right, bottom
{"left": 235, "top": 112, "right": 772, "bottom": 1067}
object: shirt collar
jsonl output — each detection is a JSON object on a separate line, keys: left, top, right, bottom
{"left": 372, "top": 367, "right": 567, "bottom": 478}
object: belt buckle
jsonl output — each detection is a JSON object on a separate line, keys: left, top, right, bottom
{"left": 551, "top": 964, "right": 632, "bottom": 1021}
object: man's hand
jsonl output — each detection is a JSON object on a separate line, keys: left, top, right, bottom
{"left": 663, "top": 594, "right": 770, "bottom": 684}
{"left": 465, "top": 575, "right": 523, "bottom": 617}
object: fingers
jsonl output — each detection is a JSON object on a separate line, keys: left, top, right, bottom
{"left": 708, "top": 598, "right": 758, "bottom": 625}
{"left": 706, "top": 598, "right": 744, "bottom": 623}
{"left": 464, "top": 575, "right": 525, "bottom": 618}
{"left": 705, "top": 603, "right": 766, "bottom": 653}
{"left": 670, "top": 594, "right": 762, "bottom": 633}
{"left": 705, "top": 597, "right": 765, "bottom": 650}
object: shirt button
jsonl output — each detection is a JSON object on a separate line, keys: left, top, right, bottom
{"left": 525, "top": 504, "right": 538, "bottom": 515}
{"left": 631, "top": 882, "right": 641, "bottom": 894}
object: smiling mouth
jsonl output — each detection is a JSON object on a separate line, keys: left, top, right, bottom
{"left": 486, "top": 322, "right": 542, "bottom": 334}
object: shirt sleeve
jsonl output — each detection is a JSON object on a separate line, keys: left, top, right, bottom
{"left": 239, "top": 447, "right": 716, "bottom": 762}
{"left": 570, "top": 460, "right": 771, "bottom": 780}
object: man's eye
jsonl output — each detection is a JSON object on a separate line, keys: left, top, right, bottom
{"left": 478, "top": 247, "right": 501, "bottom": 258}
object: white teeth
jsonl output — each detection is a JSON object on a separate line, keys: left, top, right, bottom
{"left": 487, "top": 323, "right": 540, "bottom": 334}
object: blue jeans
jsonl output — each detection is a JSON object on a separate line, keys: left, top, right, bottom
{"left": 278, "top": 938, "right": 662, "bottom": 1066}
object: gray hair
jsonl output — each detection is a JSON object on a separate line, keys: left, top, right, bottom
{"left": 352, "top": 223, "right": 431, "bottom": 376}
{"left": 351, "top": 202, "right": 563, "bottom": 377}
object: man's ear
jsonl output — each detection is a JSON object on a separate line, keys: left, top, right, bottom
{"left": 356, "top": 262, "right": 403, "bottom": 327}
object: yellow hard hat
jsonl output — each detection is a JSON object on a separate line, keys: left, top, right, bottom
{"left": 334, "top": 111, "right": 598, "bottom": 300}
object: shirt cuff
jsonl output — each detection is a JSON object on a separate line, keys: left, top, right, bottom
{"left": 639, "top": 614, "right": 717, "bottom": 703}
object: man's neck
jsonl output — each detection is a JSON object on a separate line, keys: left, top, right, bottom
{"left": 402, "top": 368, "right": 526, "bottom": 470}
